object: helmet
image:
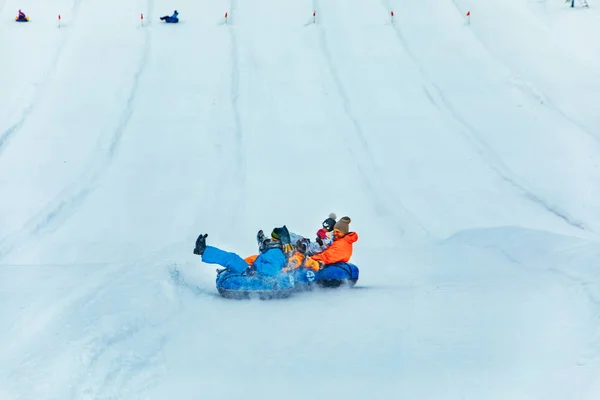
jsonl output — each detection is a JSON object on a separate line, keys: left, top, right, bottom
{"left": 295, "top": 238, "right": 310, "bottom": 254}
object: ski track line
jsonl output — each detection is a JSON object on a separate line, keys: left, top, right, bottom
{"left": 204, "top": 0, "right": 245, "bottom": 236}
{"left": 312, "top": 0, "right": 431, "bottom": 239}
{"left": 1, "top": 263, "right": 124, "bottom": 372}
{"left": 67, "top": 265, "right": 169, "bottom": 399}
{"left": 380, "top": 0, "right": 589, "bottom": 232}
{"left": 187, "top": 2, "right": 242, "bottom": 244}
{"left": 448, "top": 0, "right": 600, "bottom": 145}
{"left": 168, "top": 264, "right": 219, "bottom": 298}
{"left": 11, "top": 252, "right": 173, "bottom": 398}
{"left": 228, "top": 0, "right": 246, "bottom": 221}
{"left": 72, "top": 332, "right": 167, "bottom": 400}
{"left": 497, "top": 248, "right": 600, "bottom": 370}
{"left": 0, "top": 0, "right": 155, "bottom": 262}
{"left": 0, "top": 0, "right": 85, "bottom": 155}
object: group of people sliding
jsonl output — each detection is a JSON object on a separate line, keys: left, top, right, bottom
{"left": 192, "top": 213, "right": 358, "bottom": 276}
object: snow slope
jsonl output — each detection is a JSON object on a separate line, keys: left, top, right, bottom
{"left": 1, "top": 0, "right": 599, "bottom": 399}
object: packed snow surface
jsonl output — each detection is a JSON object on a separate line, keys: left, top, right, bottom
{"left": 1, "top": 0, "right": 599, "bottom": 398}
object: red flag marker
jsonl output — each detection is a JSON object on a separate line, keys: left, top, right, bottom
{"left": 390, "top": 10, "right": 394, "bottom": 23}
{"left": 313, "top": 11, "right": 316, "bottom": 23}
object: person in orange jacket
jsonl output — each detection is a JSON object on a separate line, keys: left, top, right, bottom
{"left": 284, "top": 216, "right": 358, "bottom": 272}
{"left": 306, "top": 216, "right": 357, "bottom": 270}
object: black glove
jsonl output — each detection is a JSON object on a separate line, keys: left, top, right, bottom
{"left": 193, "top": 233, "right": 208, "bottom": 255}
{"left": 316, "top": 237, "right": 323, "bottom": 246}
{"left": 257, "top": 229, "right": 265, "bottom": 242}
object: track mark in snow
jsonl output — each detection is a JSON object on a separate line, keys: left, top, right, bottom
{"left": 229, "top": 0, "right": 244, "bottom": 175}
{"left": 168, "top": 265, "right": 218, "bottom": 298}
{"left": 70, "top": 321, "right": 167, "bottom": 399}
{"left": 448, "top": 0, "right": 600, "bottom": 145}
{"left": 0, "top": 0, "right": 155, "bottom": 262}
{"left": 0, "top": 0, "right": 85, "bottom": 155}
{"left": 312, "top": 0, "right": 431, "bottom": 238}
{"left": 498, "top": 248, "right": 600, "bottom": 368}
{"left": 0, "top": 263, "right": 124, "bottom": 367}
{"left": 381, "top": 0, "right": 588, "bottom": 232}
{"left": 215, "top": 0, "right": 246, "bottom": 230}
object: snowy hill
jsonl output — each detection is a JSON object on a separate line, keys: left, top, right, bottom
{"left": 1, "top": 0, "right": 599, "bottom": 399}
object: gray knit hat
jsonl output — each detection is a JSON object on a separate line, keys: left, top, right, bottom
{"left": 333, "top": 216, "right": 351, "bottom": 235}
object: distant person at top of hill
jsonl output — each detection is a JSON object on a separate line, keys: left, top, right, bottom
{"left": 159, "top": 10, "right": 179, "bottom": 23}
{"left": 16, "top": 9, "right": 27, "bottom": 21}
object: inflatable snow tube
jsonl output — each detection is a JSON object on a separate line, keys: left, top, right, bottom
{"left": 289, "top": 268, "right": 318, "bottom": 291}
{"left": 163, "top": 17, "right": 179, "bottom": 23}
{"left": 216, "top": 269, "right": 294, "bottom": 299}
{"left": 315, "top": 262, "right": 359, "bottom": 288}
{"left": 15, "top": 17, "right": 29, "bottom": 22}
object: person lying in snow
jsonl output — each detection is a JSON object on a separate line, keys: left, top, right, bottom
{"left": 193, "top": 226, "right": 288, "bottom": 276}
{"left": 159, "top": 10, "right": 179, "bottom": 22}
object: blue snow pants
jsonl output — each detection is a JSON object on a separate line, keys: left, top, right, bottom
{"left": 201, "top": 246, "right": 249, "bottom": 274}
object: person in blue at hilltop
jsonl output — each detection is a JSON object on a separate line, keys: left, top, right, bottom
{"left": 193, "top": 226, "right": 289, "bottom": 276}
{"left": 16, "top": 9, "right": 28, "bottom": 21}
{"left": 160, "top": 10, "right": 179, "bottom": 23}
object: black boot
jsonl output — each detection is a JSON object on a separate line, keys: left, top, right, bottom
{"left": 193, "top": 233, "right": 208, "bottom": 255}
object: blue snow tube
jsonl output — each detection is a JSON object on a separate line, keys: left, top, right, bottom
{"left": 315, "top": 262, "right": 359, "bottom": 288}
{"left": 216, "top": 269, "right": 294, "bottom": 299}
{"left": 289, "top": 268, "right": 318, "bottom": 291}
{"left": 164, "top": 16, "right": 179, "bottom": 23}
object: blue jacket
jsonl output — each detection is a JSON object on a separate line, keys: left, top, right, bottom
{"left": 252, "top": 247, "right": 286, "bottom": 276}
{"left": 171, "top": 11, "right": 179, "bottom": 19}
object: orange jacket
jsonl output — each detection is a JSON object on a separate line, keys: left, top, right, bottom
{"left": 309, "top": 232, "right": 358, "bottom": 265}
{"left": 283, "top": 252, "right": 321, "bottom": 272}
{"left": 244, "top": 254, "right": 258, "bottom": 265}
{"left": 249, "top": 252, "right": 321, "bottom": 272}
